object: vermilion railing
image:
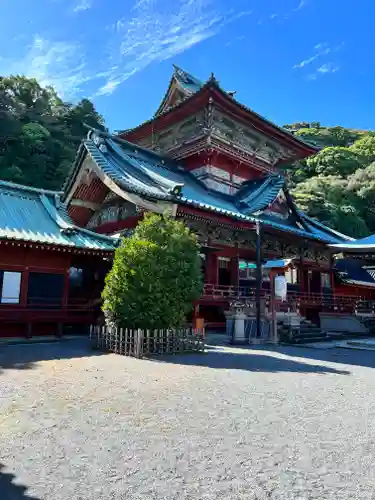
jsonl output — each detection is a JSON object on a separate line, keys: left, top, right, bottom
{"left": 0, "top": 298, "right": 97, "bottom": 324}
{"left": 201, "top": 284, "right": 375, "bottom": 315}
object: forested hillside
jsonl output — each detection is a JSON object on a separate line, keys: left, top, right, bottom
{"left": 0, "top": 77, "right": 374, "bottom": 238}
{"left": 283, "top": 123, "right": 375, "bottom": 238}
{"left": 0, "top": 76, "right": 105, "bottom": 190}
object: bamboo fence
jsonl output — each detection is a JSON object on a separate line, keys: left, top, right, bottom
{"left": 90, "top": 325, "right": 205, "bottom": 358}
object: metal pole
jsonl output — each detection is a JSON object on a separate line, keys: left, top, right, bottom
{"left": 255, "top": 221, "right": 262, "bottom": 338}
{"left": 271, "top": 273, "right": 277, "bottom": 343}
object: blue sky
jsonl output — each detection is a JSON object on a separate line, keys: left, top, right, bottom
{"left": 0, "top": 0, "right": 374, "bottom": 132}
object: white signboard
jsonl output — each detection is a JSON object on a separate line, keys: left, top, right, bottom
{"left": 1, "top": 271, "right": 22, "bottom": 304}
{"left": 274, "top": 275, "right": 287, "bottom": 301}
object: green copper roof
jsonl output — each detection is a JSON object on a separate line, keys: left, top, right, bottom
{"left": 0, "top": 181, "right": 117, "bottom": 251}
{"left": 172, "top": 65, "right": 203, "bottom": 94}
{"left": 126, "top": 65, "right": 319, "bottom": 157}
{"left": 236, "top": 176, "right": 285, "bottom": 214}
{"left": 66, "top": 129, "right": 348, "bottom": 244}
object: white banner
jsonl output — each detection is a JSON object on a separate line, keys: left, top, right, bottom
{"left": 274, "top": 275, "right": 287, "bottom": 301}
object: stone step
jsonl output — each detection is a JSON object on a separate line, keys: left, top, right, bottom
{"left": 280, "top": 327, "right": 323, "bottom": 336}
{"left": 280, "top": 324, "right": 327, "bottom": 344}
{"left": 298, "top": 326, "right": 321, "bottom": 333}
{"left": 288, "top": 328, "right": 326, "bottom": 336}
{"left": 288, "top": 336, "right": 328, "bottom": 345}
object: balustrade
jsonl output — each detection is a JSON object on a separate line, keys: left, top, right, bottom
{"left": 202, "top": 283, "right": 375, "bottom": 316}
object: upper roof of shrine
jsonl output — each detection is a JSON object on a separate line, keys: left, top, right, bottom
{"left": 63, "top": 128, "right": 349, "bottom": 244}
{"left": 155, "top": 65, "right": 204, "bottom": 115}
{"left": 119, "top": 65, "right": 319, "bottom": 161}
{"left": 0, "top": 180, "right": 117, "bottom": 253}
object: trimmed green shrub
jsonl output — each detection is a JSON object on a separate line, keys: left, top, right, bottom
{"left": 102, "top": 212, "right": 203, "bottom": 329}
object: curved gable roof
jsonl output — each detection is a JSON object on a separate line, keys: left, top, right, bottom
{"left": 121, "top": 66, "right": 319, "bottom": 159}
{"left": 65, "top": 129, "right": 347, "bottom": 244}
{"left": 0, "top": 180, "right": 117, "bottom": 251}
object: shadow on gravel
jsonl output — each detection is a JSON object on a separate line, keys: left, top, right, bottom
{"left": 0, "top": 464, "right": 40, "bottom": 500}
{"left": 155, "top": 347, "right": 350, "bottom": 375}
{"left": 275, "top": 345, "right": 375, "bottom": 370}
{"left": 0, "top": 338, "right": 103, "bottom": 374}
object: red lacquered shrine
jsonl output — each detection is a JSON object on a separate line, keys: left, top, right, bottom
{"left": 62, "top": 66, "right": 370, "bottom": 335}
{"left": 0, "top": 181, "right": 116, "bottom": 338}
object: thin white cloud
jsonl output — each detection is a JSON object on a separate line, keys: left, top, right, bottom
{"left": 1, "top": 0, "right": 251, "bottom": 99}
{"left": 97, "top": 0, "right": 250, "bottom": 96}
{"left": 307, "top": 62, "right": 340, "bottom": 81}
{"left": 293, "top": 54, "right": 319, "bottom": 69}
{"left": 317, "top": 63, "right": 339, "bottom": 74}
{"left": 0, "top": 36, "right": 92, "bottom": 99}
{"left": 293, "top": 41, "right": 343, "bottom": 80}
{"left": 314, "top": 42, "right": 327, "bottom": 50}
{"left": 293, "top": 45, "right": 333, "bottom": 69}
{"left": 73, "top": 0, "right": 91, "bottom": 12}
{"left": 294, "top": 0, "right": 307, "bottom": 11}
{"left": 333, "top": 41, "right": 345, "bottom": 51}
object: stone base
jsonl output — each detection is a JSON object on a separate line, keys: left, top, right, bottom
{"left": 249, "top": 338, "right": 268, "bottom": 346}
{"left": 230, "top": 338, "right": 249, "bottom": 346}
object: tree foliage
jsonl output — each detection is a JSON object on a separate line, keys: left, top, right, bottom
{"left": 306, "top": 147, "right": 364, "bottom": 177}
{"left": 293, "top": 176, "right": 369, "bottom": 238}
{"left": 0, "top": 75, "right": 105, "bottom": 190}
{"left": 102, "top": 213, "right": 203, "bottom": 329}
{"left": 283, "top": 122, "right": 375, "bottom": 237}
{"left": 350, "top": 133, "right": 375, "bottom": 164}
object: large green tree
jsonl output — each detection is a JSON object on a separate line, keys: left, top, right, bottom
{"left": 306, "top": 146, "right": 364, "bottom": 177}
{"left": 102, "top": 213, "right": 203, "bottom": 329}
{"left": 295, "top": 125, "right": 360, "bottom": 148}
{"left": 292, "top": 176, "right": 369, "bottom": 238}
{"left": 283, "top": 122, "right": 375, "bottom": 236}
{"left": 0, "top": 75, "right": 105, "bottom": 190}
{"left": 350, "top": 133, "right": 375, "bottom": 164}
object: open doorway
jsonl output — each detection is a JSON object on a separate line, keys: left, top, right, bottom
{"left": 218, "top": 257, "right": 231, "bottom": 286}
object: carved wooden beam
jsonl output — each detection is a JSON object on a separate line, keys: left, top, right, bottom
{"left": 70, "top": 199, "right": 101, "bottom": 211}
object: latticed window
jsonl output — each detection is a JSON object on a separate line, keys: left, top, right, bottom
{"left": 321, "top": 272, "right": 331, "bottom": 288}
{"left": 238, "top": 261, "right": 270, "bottom": 281}
{"left": 239, "top": 260, "right": 255, "bottom": 280}
{"left": 218, "top": 257, "right": 230, "bottom": 269}
{"left": 285, "top": 267, "right": 298, "bottom": 284}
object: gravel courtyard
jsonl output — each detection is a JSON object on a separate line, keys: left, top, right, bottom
{"left": 1, "top": 339, "right": 375, "bottom": 500}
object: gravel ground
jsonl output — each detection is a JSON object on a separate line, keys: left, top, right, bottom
{"left": 1, "top": 339, "right": 375, "bottom": 500}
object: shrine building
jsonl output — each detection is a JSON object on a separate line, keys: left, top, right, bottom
{"left": 61, "top": 65, "right": 357, "bottom": 330}
{"left": 0, "top": 181, "right": 117, "bottom": 338}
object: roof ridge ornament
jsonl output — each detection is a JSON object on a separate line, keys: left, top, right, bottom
{"left": 170, "top": 184, "right": 184, "bottom": 196}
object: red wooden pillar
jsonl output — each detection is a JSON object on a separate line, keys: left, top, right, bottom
{"left": 59, "top": 267, "right": 70, "bottom": 338}
{"left": 20, "top": 267, "right": 29, "bottom": 307}
{"left": 20, "top": 268, "right": 30, "bottom": 338}
{"left": 205, "top": 253, "right": 218, "bottom": 285}
{"left": 299, "top": 264, "right": 304, "bottom": 293}
{"left": 62, "top": 268, "right": 70, "bottom": 309}
{"left": 192, "top": 302, "right": 199, "bottom": 329}
{"left": 230, "top": 256, "right": 239, "bottom": 287}
{"left": 297, "top": 263, "right": 305, "bottom": 317}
